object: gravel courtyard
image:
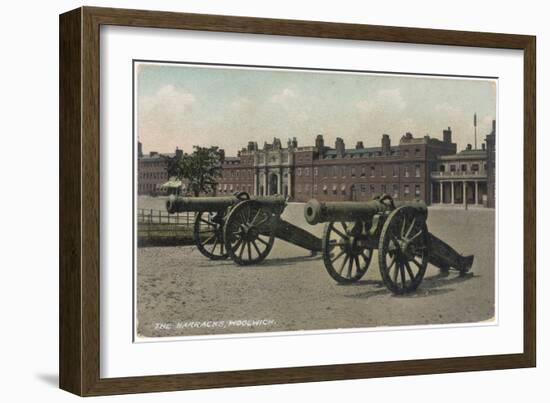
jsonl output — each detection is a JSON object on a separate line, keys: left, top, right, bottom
{"left": 136, "top": 202, "right": 495, "bottom": 338}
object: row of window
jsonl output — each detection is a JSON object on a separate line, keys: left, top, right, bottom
{"left": 439, "top": 163, "right": 484, "bottom": 173}
{"left": 139, "top": 172, "right": 168, "bottom": 180}
{"left": 138, "top": 183, "right": 159, "bottom": 192}
{"left": 296, "top": 165, "right": 422, "bottom": 178}
{"left": 140, "top": 164, "right": 426, "bottom": 182}
{"left": 323, "top": 147, "right": 422, "bottom": 159}
{"left": 257, "top": 154, "right": 290, "bottom": 164}
{"left": 296, "top": 183, "right": 422, "bottom": 198}
{"left": 403, "top": 148, "right": 422, "bottom": 157}
{"left": 222, "top": 169, "right": 254, "bottom": 178}
{"left": 317, "top": 147, "right": 424, "bottom": 160}
{"left": 222, "top": 164, "right": 426, "bottom": 179}
{"left": 217, "top": 184, "right": 253, "bottom": 193}
{"left": 140, "top": 161, "right": 164, "bottom": 168}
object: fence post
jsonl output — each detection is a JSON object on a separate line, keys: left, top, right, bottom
{"left": 149, "top": 209, "right": 153, "bottom": 240}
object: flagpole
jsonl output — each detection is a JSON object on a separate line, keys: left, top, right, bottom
{"left": 474, "top": 113, "right": 477, "bottom": 150}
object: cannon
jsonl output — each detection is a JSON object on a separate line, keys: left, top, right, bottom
{"left": 165, "top": 192, "right": 249, "bottom": 261}
{"left": 304, "top": 195, "right": 474, "bottom": 294}
{"left": 166, "top": 192, "right": 322, "bottom": 265}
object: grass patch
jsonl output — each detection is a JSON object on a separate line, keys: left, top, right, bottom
{"left": 138, "top": 223, "right": 196, "bottom": 247}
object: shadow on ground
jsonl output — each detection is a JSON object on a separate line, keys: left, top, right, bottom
{"left": 258, "top": 254, "right": 323, "bottom": 267}
{"left": 191, "top": 250, "right": 323, "bottom": 269}
{"left": 344, "top": 271, "right": 476, "bottom": 300}
{"left": 35, "top": 373, "right": 58, "bottom": 388}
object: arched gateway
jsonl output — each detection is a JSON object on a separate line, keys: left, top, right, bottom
{"left": 269, "top": 174, "right": 279, "bottom": 195}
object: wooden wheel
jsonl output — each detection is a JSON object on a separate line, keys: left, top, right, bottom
{"left": 322, "top": 221, "right": 373, "bottom": 284}
{"left": 223, "top": 200, "right": 275, "bottom": 265}
{"left": 193, "top": 211, "right": 228, "bottom": 260}
{"left": 378, "top": 206, "right": 430, "bottom": 294}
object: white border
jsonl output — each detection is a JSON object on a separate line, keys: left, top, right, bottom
{"left": 100, "top": 25, "right": 523, "bottom": 378}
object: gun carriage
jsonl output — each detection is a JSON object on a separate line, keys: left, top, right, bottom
{"left": 304, "top": 195, "right": 474, "bottom": 294}
{"left": 166, "top": 192, "right": 322, "bottom": 265}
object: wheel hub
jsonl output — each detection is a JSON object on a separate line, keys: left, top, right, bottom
{"left": 239, "top": 224, "right": 258, "bottom": 241}
{"left": 341, "top": 236, "right": 364, "bottom": 256}
{"left": 396, "top": 238, "right": 416, "bottom": 260}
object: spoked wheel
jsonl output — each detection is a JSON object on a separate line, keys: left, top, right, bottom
{"left": 223, "top": 200, "right": 275, "bottom": 265}
{"left": 193, "top": 211, "right": 228, "bottom": 260}
{"left": 378, "top": 206, "right": 430, "bottom": 294}
{"left": 322, "top": 221, "right": 373, "bottom": 284}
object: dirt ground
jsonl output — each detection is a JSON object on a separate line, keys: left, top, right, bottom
{"left": 136, "top": 202, "right": 495, "bottom": 338}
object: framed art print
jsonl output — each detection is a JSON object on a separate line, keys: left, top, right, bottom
{"left": 59, "top": 6, "right": 536, "bottom": 396}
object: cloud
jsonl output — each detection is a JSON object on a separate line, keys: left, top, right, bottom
{"left": 138, "top": 85, "right": 197, "bottom": 152}
{"left": 354, "top": 88, "right": 410, "bottom": 140}
{"left": 230, "top": 97, "right": 255, "bottom": 114}
{"left": 357, "top": 88, "right": 406, "bottom": 115}
{"left": 137, "top": 67, "right": 496, "bottom": 157}
{"left": 435, "top": 102, "right": 462, "bottom": 116}
{"left": 139, "top": 84, "right": 196, "bottom": 117}
{"left": 481, "top": 114, "right": 495, "bottom": 127}
{"left": 432, "top": 103, "right": 465, "bottom": 134}
{"left": 270, "top": 88, "right": 298, "bottom": 104}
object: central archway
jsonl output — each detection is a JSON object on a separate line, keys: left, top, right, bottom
{"left": 350, "top": 184, "right": 358, "bottom": 201}
{"left": 269, "top": 174, "right": 278, "bottom": 195}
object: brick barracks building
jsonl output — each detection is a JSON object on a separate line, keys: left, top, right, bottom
{"left": 138, "top": 122, "right": 496, "bottom": 207}
{"left": 137, "top": 142, "right": 180, "bottom": 195}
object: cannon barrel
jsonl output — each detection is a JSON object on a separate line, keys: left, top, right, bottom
{"left": 166, "top": 195, "right": 238, "bottom": 214}
{"left": 304, "top": 198, "right": 428, "bottom": 225}
{"left": 166, "top": 194, "right": 287, "bottom": 214}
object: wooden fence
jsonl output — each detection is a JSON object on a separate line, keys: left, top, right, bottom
{"left": 137, "top": 208, "right": 195, "bottom": 227}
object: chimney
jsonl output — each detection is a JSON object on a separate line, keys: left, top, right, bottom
{"left": 315, "top": 134, "right": 324, "bottom": 150}
{"left": 335, "top": 137, "right": 345, "bottom": 155}
{"left": 381, "top": 134, "right": 391, "bottom": 154}
{"left": 149, "top": 151, "right": 158, "bottom": 157}
{"left": 175, "top": 147, "right": 183, "bottom": 158}
{"left": 138, "top": 141, "right": 143, "bottom": 158}
{"left": 482, "top": 143, "right": 486, "bottom": 151}
{"left": 443, "top": 127, "right": 452, "bottom": 143}
{"left": 355, "top": 141, "right": 364, "bottom": 150}
{"left": 492, "top": 119, "right": 496, "bottom": 135}
{"left": 292, "top": 137, "right": 298, "bottom": 148}
{"left": 466, "top": 144, "right": 472, "bottom": 151}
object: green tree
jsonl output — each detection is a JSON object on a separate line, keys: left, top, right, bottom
{"left": 163, "top": 146, "right": 223, "bottom": 196}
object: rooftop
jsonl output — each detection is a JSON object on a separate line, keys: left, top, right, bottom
{"left": 439, "top": 148, "right": 487, "bottom": 161}
{"left": 139, "top": 152, "right": 175, "bottom": 161}
{"left": 323, "top": 145, "right": 400, "bottom": 158}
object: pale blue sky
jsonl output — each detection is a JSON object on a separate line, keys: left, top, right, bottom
{"left": 137, "top": 62, "right": 496, "bottom": 155}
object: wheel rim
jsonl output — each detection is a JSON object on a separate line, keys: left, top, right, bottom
{"left": 322, "top": 221, "right": 372, "bottom": 284}
{"left": 193, "top": 211, "right": 228, "bottom": 260}
{"left": 378, "top": 207, "right": 429, "bottom": 294}
{"left": 224, "top": 200, "right": 275, "bottom": 265}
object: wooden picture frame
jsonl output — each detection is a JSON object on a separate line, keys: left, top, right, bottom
{"left": 59, "top": 6, "right": 536, "bottom": 396}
